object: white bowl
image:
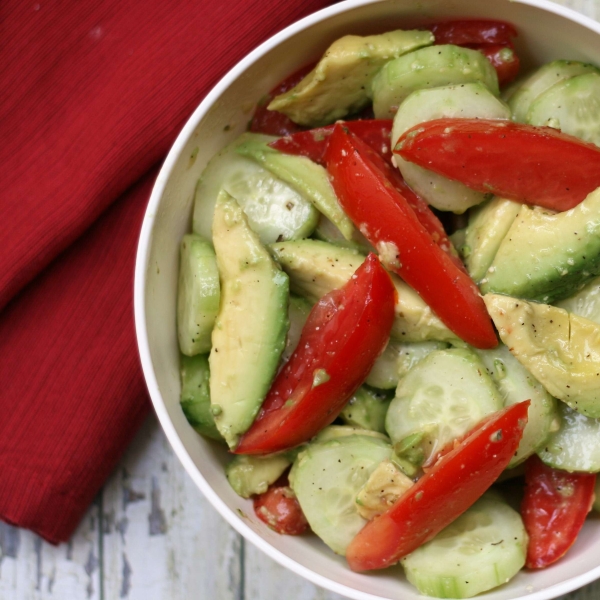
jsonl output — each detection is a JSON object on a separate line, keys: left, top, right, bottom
{"left": 134, "top": 1, "right": 600, "bottom": 598}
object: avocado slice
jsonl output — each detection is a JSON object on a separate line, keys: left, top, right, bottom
{"left": 226, "top": 453, "right": 293, "bottom": 499}
{"left": 210, "top": 192, "right": 290, "bottom": 448}
{"left": 270, "top": 239, "right": 457, "bottom": 343}
{"left": 484, "top": 293, "right": 600, "bottom": 418}
{"left": 462, "top": 197, "right": 521, "bottom": 283}
{"left": 236, "top": 138, "right": 355, "bottom": 240}
{"left": 267, "top": 29, "right": 434, "bottom": 127}
{"left": 482, "top": 187, "right": 600, "bottom": 303}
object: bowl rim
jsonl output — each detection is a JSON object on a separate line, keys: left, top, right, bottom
{"left": 134, "top": 0, "right": 600, "bottom": 598}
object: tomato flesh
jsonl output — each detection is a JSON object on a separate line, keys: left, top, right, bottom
{"left": 522, "top": 456, "right": 596, "bottom": 569}
{"left": 326, "top": 123, "right": 497, "bottom": 349}
{"left": 346, "top": 401, "right": 529, "bottom": 571}
{"left": 269, "top": 119, "right": 394, "bottom": 166}
{"left": 470, "top": 43, "right": 520, "bottom": 86}
{"left": 253, "top": 474, "right": 309, "bottom": 535}
{"left": 430, "top": 19, "right": 517, "bottom": 46}
{"left": 234, "top": 253, "right": 395, "bottom": 455}
{"left": 396, "top": 118, "right": 600, "bottom": 211}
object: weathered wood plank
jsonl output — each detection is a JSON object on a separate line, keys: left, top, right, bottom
{"left": 0, "top": 503, "right": 100, "bottom": 600}
{"left": 100, "top": 415, "right": 242, "bottom": 600}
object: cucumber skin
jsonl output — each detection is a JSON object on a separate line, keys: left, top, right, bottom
{"left": 180, "top": 354, "right": 222, "bottom": 441}
{"left": 402, "top": 492, "right": 527, "bottom": 599}
{"left": 177, "top": 234, "right": 220, "bottom": 356}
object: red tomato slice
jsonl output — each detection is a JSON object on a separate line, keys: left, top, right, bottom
{"left": 269, "top": 119, "right": 394, "bottom": 166}
{"left": 522, "top": 456, "right": 596, "bottom": 569}
{"left": 249, "top": 63, "right": 314, "bottom": 136}
{"left": 430, "top": 19, "right": 517, "bottom": 46}
{"left": 253, "top": 474, "right": 309, "bottom": 535}
{"left": 346, "top": 401, "right": 530, "bottom": 571}
{"left": 326, "top": 123, "right": 497, "bottom": 349}
{"left": 470, "top": 43, "right": 520, "bottom": 86}
{"left": 395, "top": 118, "right": 600, "bottom": 211}
{"left": 234, "top": 253, "right": 395, "bottom": 455}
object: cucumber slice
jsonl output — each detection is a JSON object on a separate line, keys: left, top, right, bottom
{"left": 289, "top": 434, "right": 391, "bottom": 555}
{"left": 385, "top": 348, "right": 503, "bottom": 466}
{"left": 555, "top": 276, "right": 600, "bottom": 325}
{"left": 281, "top": 295, "right": 312, "bottom": 364}
{"left": 372, "top": 45, "right": 499, "bottom": 119}
{"left": 226, "top": 453, "right": 292, "bottom": 499}
{"left": 527, "top": 72, "right": 600, "bottom": 146}
{"left": 463, "top": 197, "right": 521, "bottom": 283}
{"left": 366, "top": 340, "right": 448, "bottom": 390}
{"left": 402, "top": 492, "right": 527, "bottom": 599}
{"left": 236, "top": 139, "right": 354, "bottom": 240}
{"left": 340, "top": 387, "right": 393, "bottom": 433}
{"left": 177, "top": 234, "right": 220, "bottom": 356}
{"left": 538, "top": 402, "right": 600, "bottom": 472}
{"left": 180, "top": 353, "right": 222, "bottom": 441}
{"left": 476, "top": 343, "right": 559, "bottom": 467}
{"left": 392, "top": 83, "right": 511, "bottom": 213}
{"left": 509, "top": 60, "right": 600, "bottom": 123}
{"left": 192, "top": 133, "right": 318, "bottom": 244}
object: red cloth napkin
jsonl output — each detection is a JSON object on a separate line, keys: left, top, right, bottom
{"left": 0, "top": 0, "right": 332, "bottom": 544}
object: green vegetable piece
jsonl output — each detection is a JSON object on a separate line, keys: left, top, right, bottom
{"left": 237, "top": 138, "right": 354, "bottom": 240}
{"left": 177, "top": 234, "right": 220, "bottom": 356}
{"left": 268, "top": 29, "right": 434, "bottom": 127}
{"left": 180, "top": 354, "right": 222, "bottom": 441}
{"left": 209, "top": 192, "right": 290, "bottom": 448}
{"left": 226, "top": 453, "right": 293, "bottom": 499}
{"left": 482, "top": 188, "right": 600, "bottom": 303}
{"left": 484, "top": 294, "right": 600, "bottom": 418}
{"left": 340, "top": 387, "right": 393, "bottom": 433}
{"left": 372, "top": 44, "right": 499, "bottom": 119}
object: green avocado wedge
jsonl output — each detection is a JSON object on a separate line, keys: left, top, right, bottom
{"left": 209, "top": 192, "right": 290, "bottom": 448}
{"left": 267, "top": 29, "right": 434, "bottom": 127}
{"left": 481, "top": 187, "right": 600, "bottom": 303}
{"left": 484, "top": 294, "right": 600, "bottom": 418}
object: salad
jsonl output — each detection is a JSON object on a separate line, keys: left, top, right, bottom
{"left": 176, "top": 18, "right": 600, "bottom": 599}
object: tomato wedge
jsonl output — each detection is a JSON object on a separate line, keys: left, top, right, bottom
{"left": 522, "top": 455, "right": 596, "bottom": 569}
{"left": 269, "top": 119, "right": 394, "bottom": 166}
{"left": 254, "top": 473, "right": 309, "bottom": 535}
{"left": 346, "top": 401, "right": 529, "bottom": 571}
{"left": 326, "top": 123, "right": 497, "bottom": 349}
{"left": 249, "top": 63, "right": 314, "bottom": 136}
{"left": 234, "top": 253, "right": 395, "bottom": 455}
{"left": 395, "top": 118, "right": 600, "bottom": 211}
{"left": 430, "top": 19, "right": 517, "bottom": 46}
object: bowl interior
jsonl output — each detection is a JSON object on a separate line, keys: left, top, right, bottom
{"left": 136, "top": 1, "right": 600, "bottom": 598}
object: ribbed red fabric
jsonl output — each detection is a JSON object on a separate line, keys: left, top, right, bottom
{"left": 0, "top": 0, "right": 332, "bottom": 543}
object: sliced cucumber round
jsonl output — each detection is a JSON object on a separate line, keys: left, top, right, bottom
{"left": 372, "top": 44, "right": 499, "bottom": 119}
{"left": 392, "top": 83, "right": 511, "bottom": 213}
{"left": 538, "top": 401, "right": 600, "bottom": 472}
{"left": 365, "top": 340, "right": 448, "bottom": 390}
{"left": 476, "top": 343, "right": 559, "bottom": 467}
{"left": 402, "top": 492, "right": 527, "bottom": 599}
{"left": 290, "top": 434, "right": 391, "bottom": 555}
{"left": 192, "top": 133, "right": 318, "bottom": 244}
{"left": 177, "top": 234, "right": 220, "bottom": 356}
{"left": 509, "top": 60, "right": 600, "bottom": 123}
{"left": 385, "top": 348, "right": 503, "bottom": 467}
{"left": 527, "top": 72, "right": 600, "bottom": 146}
{"left": 314, "top": 214, "right": 372, "bottom": 253}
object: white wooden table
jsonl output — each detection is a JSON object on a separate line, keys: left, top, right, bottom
{"left": 3, "top": 1, "right": 600, "bottom": 597}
